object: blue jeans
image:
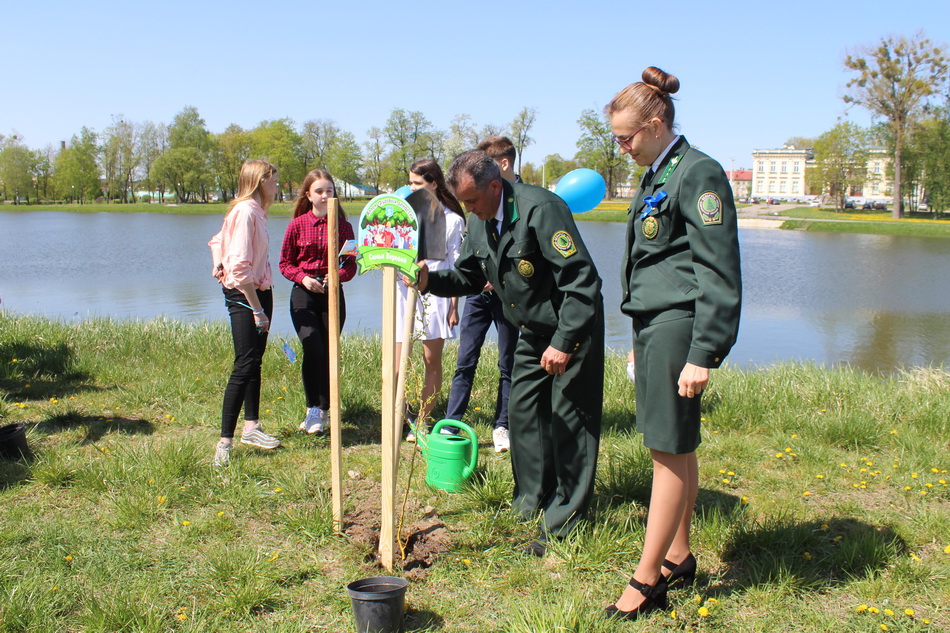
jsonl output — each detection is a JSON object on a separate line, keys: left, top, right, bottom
{"left": 444, "top": 292, "right": 518, "bottom": 429}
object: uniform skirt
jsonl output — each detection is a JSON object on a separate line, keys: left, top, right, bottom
{"left": 632, "top": 310, "right": 702, "bottom": 454}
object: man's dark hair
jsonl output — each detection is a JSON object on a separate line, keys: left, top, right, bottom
{"left": 476, "top": 135, "right": 517, "bottom": 163}
{"left": 447, "top": 150, "right": 501, "bottom": 192}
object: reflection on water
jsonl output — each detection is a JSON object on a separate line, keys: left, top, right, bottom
{"left": 2, "top": 211, "right": 949, "bottom": 372}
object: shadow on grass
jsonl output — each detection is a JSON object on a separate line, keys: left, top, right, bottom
{"left": 32, "top": 412, "right": 155, "bottom": 444}
{"left": 0, "top": 339, "right": 92, "bottom": 400}
{"left": 0, "top": 458, "right": 32, "bottom": 490}
{"left": 712, "top": 516, "right": 905, "bottom": 595}
{"left": 404, "top": 608, "right": 445, "bottom": 631}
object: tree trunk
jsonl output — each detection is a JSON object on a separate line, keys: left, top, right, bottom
{"left": 893, "top": 137, "right": 903, "bottom": 219}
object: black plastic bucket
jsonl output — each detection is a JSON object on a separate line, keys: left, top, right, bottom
{"left": 0, "top": 423, "right": 31, "bottom": 460}
{"left": 346, "top": 576, "right": 408, "bottom": 633}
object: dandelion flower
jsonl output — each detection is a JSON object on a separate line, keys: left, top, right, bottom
{"left": 944, "top": 545, "right": 950, "bottom": 554}
{"left": 182, "top": 521, "right": 191, "bottom": 526}
{"left": 911, "top": 472, "right": 919, "bottom": 479}
{"left": 884, "top": 608, "right": 894, "bottom": 616}
{"left": 728, "top": 471, "right": 735, "bottom": 476}
{"left": 791, "top": 433, "right": 798, "bottom": 438}
{"left": 904, "top": 608, "right": 914, "bottom": 616}
{"left": 217, "top": 511, "right": 225, "bottom": 517}
{"left": 803, "top": 491, "right": 811, "bottom": 497}
{"left": 269, "top": 553, "right": 279, "bottom": 562}
{"left": 51, "top": 586, "right": 57, "bottom": 591}
{"left": 693, "top": 594, "right": 703, "bottom": 603}
{"left": 274, "top": 487, "right": 282, "bottom": 493}
{"left": 671, "top": 609, "right": 677, "bottom": 619}
{"left": 890, "top": 429, "right": 898, "bottom": 434}
{"left": 868, "top": 607, "right": 880, "bottom": 614}
{"left": 698, "top": 606, "right": 710, "bottom": 617}
{"left": 881, "top": 625, "right": 888, "bottom": 631}
{"left": 910, "top": 552, "right": 921, "bottom": 562}
{"left": 176, "top": 614, "right": 187, "bottom": 621}
{"left": 816, "top": 474, "right": 824, "bottom": 479}
{"left": 64, "top": 555, "right": 73, "bottom": 562}
{"left": 722, "top": 478, "right": 730, "bottom": 484}
{"left": 719, "top": 469, "right": 726, "bottom": 474}
{"left": 741, "top": 496, "right": 749, "bottom": 504}
{"left": 803, "top": 552, "right": 812, "bottom": 560}
{"left": 856, "top": 604, "right": 868, "bottom": 613}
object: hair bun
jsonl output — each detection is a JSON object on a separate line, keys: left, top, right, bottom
{"left": 642, "top": 66, "right": 679, "bottom": 95}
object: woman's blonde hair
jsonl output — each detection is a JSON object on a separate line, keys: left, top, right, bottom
{"left": 229, "top": 160, "right": 278, "bottom": 212}
{"left": 605, "top": 66, "right": 680, "bottom": 130}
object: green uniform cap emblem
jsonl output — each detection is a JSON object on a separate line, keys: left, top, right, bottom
{"left": 642, "top": 215, "right": 659, "bottom": 239}
{"left": 697, "top": 192, "right": 723, "bottom": 225}
{"left": 552, "top": 230, "right": 577, "bottom": 258}
{"left": 517, "top": 259, "right": 535, "bottom": 277}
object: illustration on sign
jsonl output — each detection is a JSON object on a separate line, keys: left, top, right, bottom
{"left": 356, "top": 194, "right": 420, "bottom": 280}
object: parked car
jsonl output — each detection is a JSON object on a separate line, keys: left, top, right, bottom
{"left": 862, "top": 201, "right": 887, "bottom": 210}
{"left": 843, "top": 199, "right": 855, "bottom": 209}
{"left": 767, "top": 198, "right": 780, "bottom": 205}
{"left": 809, "top": 199, "right": 822, "bottom": 207}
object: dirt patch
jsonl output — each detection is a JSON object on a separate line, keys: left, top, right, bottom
{"left": 344, "top": 478, "right": 452, "bottom": 580}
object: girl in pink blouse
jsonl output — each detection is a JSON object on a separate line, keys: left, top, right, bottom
{"left": 208, "top": 160, "right": 281, "bottom": 466}
{"left": 279, "top": 169, "right": 357, "bottom": 433}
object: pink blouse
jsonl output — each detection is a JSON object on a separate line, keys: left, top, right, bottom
{"left": 209, "top": 199, "right": 273, "bottom": 290}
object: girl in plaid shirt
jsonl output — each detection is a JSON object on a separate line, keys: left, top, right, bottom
{"left": 279, "top": 169, "right": 358, "bottom": 434}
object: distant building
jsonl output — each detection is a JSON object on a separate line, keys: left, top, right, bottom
{"left": 751, "top": 146, "right": 813, "bottom": 200}
{"left": 725, "top": 169, "right": 752, "bottom": 200}
{"left": 751, "top": 145, "right": 893, "bottom": 203}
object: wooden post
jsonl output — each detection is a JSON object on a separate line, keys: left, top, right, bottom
{"left": 393, "top": 289, "right": 417, "bottom": 469}
{"left": 327, "top": 199, "right": 343, "bottom": 533}
{"left": 379, "top": 267, "right": 397, "bottom": 570}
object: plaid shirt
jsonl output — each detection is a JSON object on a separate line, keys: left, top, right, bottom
{"left": 279, "top": 212, "right": 357, "bottom": 285}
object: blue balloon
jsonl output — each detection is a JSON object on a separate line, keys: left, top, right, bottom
{"left": 554, "top": 168, "right": 607, "bottom": 213}
{"left": 394, "top": 185, "right": 413, "bottom": 199}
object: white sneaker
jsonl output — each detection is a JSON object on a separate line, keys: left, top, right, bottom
{"left": 240, "top": 426, "right": 280, "bottom": 449}
{"left": 213, "top": 439, "right": 232, "bottom": 466}
{"left": 300, "top": 407, "right": 325, "bottom": 434}
{"left": 493, "top": 427, "right": 510, "bottom": 453}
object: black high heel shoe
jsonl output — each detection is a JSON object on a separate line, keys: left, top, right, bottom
{"left": 661, "top": 552, "right": 697, "bottom": 589}
{"left": 604, "top": 577, "right": 668, "bottom": 621}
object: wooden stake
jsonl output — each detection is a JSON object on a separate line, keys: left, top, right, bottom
{"left": 394, "top": 288, "right": 417, "bottom": 470}
{"left": 379, "top": 267, "right": 396, "bottom": 571}
{"left": 327, "top": 199, "right": 343, "bottom": 533}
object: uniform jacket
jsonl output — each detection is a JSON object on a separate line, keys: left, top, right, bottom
{"left": 427, "top": 180, "right": 603, "bottom": 354}
{"left": 621, "top": 136, "right": 742, "bottom": 368}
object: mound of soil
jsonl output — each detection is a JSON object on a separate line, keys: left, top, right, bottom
{"left": 344, "top": 478, "right": 452, "bottom": 580}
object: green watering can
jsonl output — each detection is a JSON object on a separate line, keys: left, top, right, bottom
{"left": 418, "top": 419, "right": 478, "bottom": 492}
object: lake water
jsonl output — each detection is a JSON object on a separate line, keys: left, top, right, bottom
{"left": 2, "top": 210, "right": 949, "bottom": 372}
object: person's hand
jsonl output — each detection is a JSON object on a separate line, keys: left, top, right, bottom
{"left": 403, "top": 263, "right": 429, "bottom": 292}
{"left": 541, "top": 346, "right": 571, "bottom": 376}
{"left": 212, "top": 263, "right": 224, "bottom": 280}
{"left": 302, "top": 276, "right": 325, "bottom": 293}
{"left": 482, "top": 281, "right": 494, "bottom": 292}
{"left": 626, "top": 349, "right": 636, "bottom": 383}
{"left": 253, "top": 310, "right": 270, "bottom": 333}
{"left": 447, "top": 304, "right": 459, "bottom": 329}
{"left": 677, "top": 362, "right": 709, "bottom": 398}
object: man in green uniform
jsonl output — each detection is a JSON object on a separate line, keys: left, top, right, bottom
{"left": 414, "top": 150, "right": 604, "bottom": 552}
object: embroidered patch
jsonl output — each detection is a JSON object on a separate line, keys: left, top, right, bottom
{"left": 697, "top": 192, "right": 723, "bottom": 225}
{"left": 642, "top": 216, "right": 659, "bottom": 239}
{"left": 552, "top": 231, "right": 577, "bottom": 258}
{"left": 517, "top": 259, "right": 535, "bottom": 277}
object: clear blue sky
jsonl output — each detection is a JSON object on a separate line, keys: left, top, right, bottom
{"left": 3, "top": 0, "right": 948, "bottom": 172}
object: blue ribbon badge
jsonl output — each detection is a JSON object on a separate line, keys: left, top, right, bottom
{"left": 641, "top": 190, "right": 668, "bottom": 219}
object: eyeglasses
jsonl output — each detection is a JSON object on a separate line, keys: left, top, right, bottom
{"left": 612, "top": 126, "right": 647, "bottom": 148}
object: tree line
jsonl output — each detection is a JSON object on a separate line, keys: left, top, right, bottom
{"left": 0, "top": 105, "right": 633, "bottom": 206}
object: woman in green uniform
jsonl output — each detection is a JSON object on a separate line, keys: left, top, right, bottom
{"left": 604, "top": 67, "right": 742, "bottom": 620}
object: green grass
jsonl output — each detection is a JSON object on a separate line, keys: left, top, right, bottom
{"left": 780, "top": 218, "right": 950, "bottom": 239}
{"left": 1, "top": 314, "right": 948, "bottom": 632}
